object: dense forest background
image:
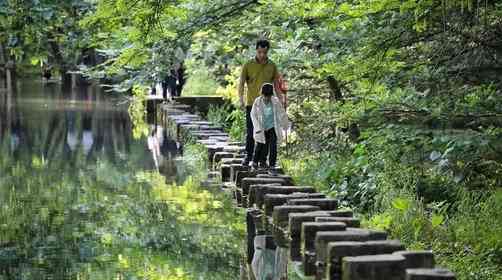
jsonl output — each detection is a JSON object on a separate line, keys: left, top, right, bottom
{"left": 1, "top": 1, "right": 501, "bottom": 279}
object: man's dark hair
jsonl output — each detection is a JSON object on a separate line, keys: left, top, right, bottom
{"left": 256, "top": 40, "right": 270, "bottom": 50}
{"left": 261, "top": 83, "right": 274, "bottom": 96}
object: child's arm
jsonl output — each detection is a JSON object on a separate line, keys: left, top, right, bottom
{"left": 275, "top": 100, "right": 289, "bottom": 129}
{"left": 250, "top": 99, "right": 261, "bottom": 133}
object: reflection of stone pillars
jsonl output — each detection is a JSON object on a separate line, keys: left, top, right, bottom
{"left": 71, "top": 73, "right": 77, "bottom": 89}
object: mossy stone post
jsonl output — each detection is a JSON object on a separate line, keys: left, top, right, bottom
{"left": 341, "top": 254, "right": 406, "bottom": 280}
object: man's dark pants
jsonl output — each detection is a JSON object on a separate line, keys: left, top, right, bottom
{"left": 245, "top": 106, "right": 254, "bottom": 162}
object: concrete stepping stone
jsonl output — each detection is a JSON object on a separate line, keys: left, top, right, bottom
{"left": 273, "top": 205, "right": 321, "bottom": 228}
{"left": 288, "top": 211, "right": 332, "bottom": 261}
{"left": 256, "top": 172, "right": 291, "bottom": 182}
{"left": 405, "top": 268, "right": 456, "bottom": 280}
{"left": 223, "top": 145, "right": 246, "bottom": 154}
{"left": 393, "top": 251, "right": 435, "bottom": 269}
{"left": 264, "top": 193, "right": 326, "bottom": 216}
{"left": 345, "top": 227, "right": 388, "bottom": 240}
{"left": 315, "top": 216, "right": 361, "bottom": 228}
{"left": 241, "top": 177, "right": 288, "bottom": 195}
{"left": 288, "top": 198, "right": 338, "bottom": 211}
{"left": 253, "top": 186, "right": 317, "bottom": 210}
{"left": 341, "top": 254, "right": 406, "bottom": 280}
{"left": 326, "top": 209, "right": 354, "bottom": 217}
{"left": 272, "top": 205, "right": 321, "bottom": 247}
{"left": 213, "top": 152, "right": 235, "bottom": 164}
{"left": 325, "top": 240, "right": 405, "bottom": 280}
{"left": 230, "top": 164, "right": 250, "bottom": 183}
{"left": 300, "top": 226, "right": 359, "bottom": 276}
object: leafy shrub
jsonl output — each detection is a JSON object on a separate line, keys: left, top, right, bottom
{"left": 182, "top": 59, "right": 220, "bottom": 96}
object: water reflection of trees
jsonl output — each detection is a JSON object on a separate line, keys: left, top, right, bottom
{"left": 0, "top": 80, "right": 182, "bottom": 179}
{"left": 0, "top": 83, "right": 135, "bottom": 167}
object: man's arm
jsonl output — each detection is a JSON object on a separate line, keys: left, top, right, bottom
{"left": 272, "top": 65, "right": 286, "bottom": 105}
{"left": 238, "top": 64, "right": 247, "bottom": 109}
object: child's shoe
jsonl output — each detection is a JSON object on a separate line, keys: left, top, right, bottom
{"left": 268, "top": 168, "right": 279, "bottom": 176}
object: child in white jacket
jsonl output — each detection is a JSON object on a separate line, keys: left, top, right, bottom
{"left": 251, "top": 83, "right": 289, "bottom": 174}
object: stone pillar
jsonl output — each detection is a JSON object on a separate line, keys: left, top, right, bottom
{"left": 315, "top": 216, "right": 361, "bottom": 228}
{"left": 273, "top": 205, "right": 321, "bottom": 229}
{"left": 315, "top": 231, "right": 371, "bottom": 279}
{"left": 248, "top": 184, "right": 283, "bottom": 209}
{"left": 257, "top": 173, "right": 293, "bottom": 183}
{"left": 241, "top": 177, "right": 287, "bottom": 196}
{"left": 405, "top": 268, "right": 456, "bottom": 280}
{"left": 288, "top": 211, "right": 331, "bottom": 261}
{"left": 394, "top": 251, "right": 435, "bottom": 269}
{"left": 326, "top": 210, "right": 354, "bottom": 217}
{"left": 272, "top": 205, "right": 320, "bottom": 248}
{"left": 345, "top": 228, "right": 388, "bottom": 240}
{"left": 255, "top": 186, "right": 316, "bottom": 210}
{"left": 288, "top": 198, "right": 338, "bottom": 210}
{"left": 341, "top": 254, "right": 406, "bottom": 280}
{"left": 327, "top": 241, "right": 364, "bottom": 280}
{"left": 302, "top": 222, "right": 347, "bottom": 276}
{"left": 213, "top": 151, "right": 234, "bottom": 165}
{"left": 264, "top": 193, "right": 325, "bottom": 216}
{"left": 230, "top": 164, "right": 249, "bottom": 184}
{"left": 221, "top": 164, "right": 232, "bottom": 182}
{"left": 327, "top": 240, "right": 404, "bottom": 280}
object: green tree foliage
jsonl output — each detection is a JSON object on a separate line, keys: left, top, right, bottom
{"left": 0, "top": 0, "right": 95, "bottom": 75}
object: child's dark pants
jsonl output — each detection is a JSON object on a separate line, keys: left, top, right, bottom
{"left": 253, "top": 128, "right": 277, "bottom": 167}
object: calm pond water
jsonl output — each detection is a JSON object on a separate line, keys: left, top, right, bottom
{"left": 0, "top": 80, "right": 244, "bottom": 280}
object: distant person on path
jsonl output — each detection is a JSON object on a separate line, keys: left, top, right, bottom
{"left": 238, "top": 39, "right": 284, "bottom": 166}
{"left": 162, "top": 69, "right": 178, "bottom": 99}
{"left": 250, "top": 83, "right": 289, "bottom": 175}
{"left": 176, "top": 62, "right": 186, "bottom": 97}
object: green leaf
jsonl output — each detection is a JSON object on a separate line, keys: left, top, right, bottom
{"left": 392, "top": 197, "right": 410, "bottom": 211}
{"left": 431, "top": 214, "right": 444, "bottom": 228}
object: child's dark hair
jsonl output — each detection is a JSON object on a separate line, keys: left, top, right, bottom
{"left": 261, "top": 83, "right": 274, "bottom": 96}
{"left": 256, "top": 39, "right": 270, "bottom": 50}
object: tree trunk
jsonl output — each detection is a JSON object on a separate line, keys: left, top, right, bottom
{"left": 0, "top": 42, "right": 5, "bottom": 89}
{"left": 48, "top": 33, "right": 73, "bottom": 89}
{"left": 5, "top": 60, "right": 15, "bottom": 92}
{"left": 326, "top": 75, "right": 343, "bottom": 101}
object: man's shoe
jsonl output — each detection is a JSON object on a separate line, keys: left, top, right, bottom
{"left": 258, "top": 162, "right": 269, "bottom": 170}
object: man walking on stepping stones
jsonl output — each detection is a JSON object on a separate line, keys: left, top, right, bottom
{"left": 239, "top": 39, "right": 284, "bottom": 168}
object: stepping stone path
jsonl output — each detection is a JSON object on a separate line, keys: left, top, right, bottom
{"left": 160, "top": 102, "right": 457, "bottom": 280}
